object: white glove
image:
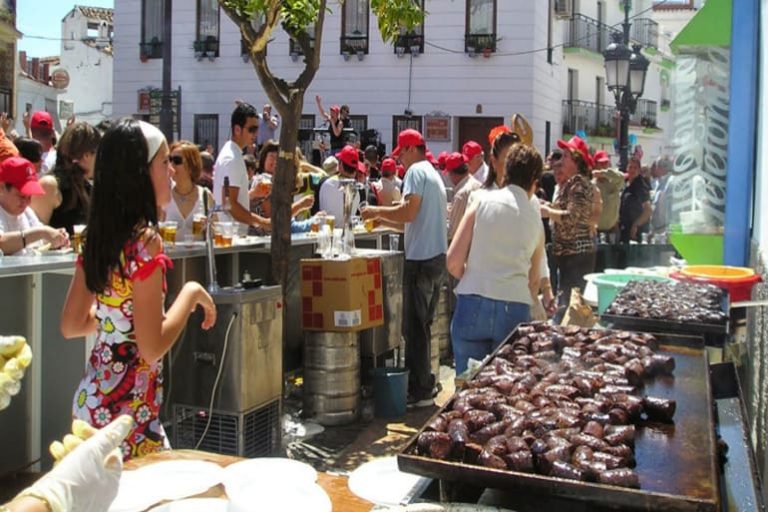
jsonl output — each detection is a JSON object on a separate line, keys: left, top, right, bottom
{"left": 0, "top": 337, "right": 32, "bottom": 412}
{"left": 18, "top": 415, "right": 134, "bottom": 512}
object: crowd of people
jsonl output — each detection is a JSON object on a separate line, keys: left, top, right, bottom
{"left": 0, "top": 101, "right": 680, "bottom": 511}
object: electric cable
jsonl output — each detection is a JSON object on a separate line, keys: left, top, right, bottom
{"left": 194, "top": 310, "right": 237, "bottom": 450}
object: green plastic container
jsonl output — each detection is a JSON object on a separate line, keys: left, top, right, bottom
{"left": 668, "top": 224, "right": 724, "bottom": 265}
{"left": 592, "top": 273, "right": 674, "bottom": 314}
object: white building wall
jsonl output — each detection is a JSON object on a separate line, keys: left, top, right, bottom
{"left": 15, "top": 74, "right": 60, "bottom": 134}
{"left": 113, "top": 1, "right": 555, "bottom": 154}
{"left": 58, "top": 9, "right": 113, "bottom": 125}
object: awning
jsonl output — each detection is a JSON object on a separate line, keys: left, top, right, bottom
{"left": 670, "top": 0, "right": 731, "bottom": 53}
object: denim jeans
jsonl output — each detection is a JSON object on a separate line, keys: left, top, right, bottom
{"left": 554, "top": 251, "right": 596, "bottom": 307}
{"left": 403, "top": 254, "right": 446, "bottom": 400}
{"left": 450, "top": 294, "right": 530, "bottom": 375}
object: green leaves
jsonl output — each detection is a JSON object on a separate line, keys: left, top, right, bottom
{"left": 371, "top": 0, "right": 424, "bottom": 43}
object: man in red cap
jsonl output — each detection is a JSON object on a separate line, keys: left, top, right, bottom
{"left": 0, "top": 156, "right": 69, "bottom": 255}
{"left": 462, "top": 140, "right": 489, "bottom": 184}
{"left": 445, "top": 152, "right": 481, "bottom": 240}
{"left": 362, "top": 128, "right": 447, "bottom": 408}
{"left": 319, "top": 144, "right": 362, "bottom": 221}
{"left": 592, "top": 150, "right": 624, "bottom": 237}
{"left": 315, "top": 95, "right": 351, "bottom": 152}
{"left": 28, "top": 111, "right": 57, "bottom": 175}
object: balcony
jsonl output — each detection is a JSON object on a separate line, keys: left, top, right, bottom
{"left": 464, "top": 33, "right": 496, "bottom": 54}
{"left": 562, "top": 100, "right": 615, "bottom": 138}
{"left": 564, "top": 13, "right": 620, "bottom": 54}
{"left": 193, "top": 36, "right": 219, "bottom": 59}
{"left": 631, "top": 18, "right": 659, "bottom": 50}
{"left": 631, "top": 99, "right": 658, "bottom": 128}
{"left": 394, "top": 32, "right": 424, "bottom": 56}
{"left": 340, "top": 33, "right": 368, "bottom": 55}
{"left": 139, "top": 37, "right": 163, "bottom": 60}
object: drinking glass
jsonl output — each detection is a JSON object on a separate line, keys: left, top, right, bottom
{"left": 389, "top": 234, "right": 399, "bottom": 252}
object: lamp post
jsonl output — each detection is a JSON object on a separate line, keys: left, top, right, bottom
{"left": 602, "top": 1, "right": 649, "bottom": 172}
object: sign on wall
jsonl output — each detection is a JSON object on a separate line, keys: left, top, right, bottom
{"left": 425, "top": 111, "right": 451, "bottom": 142}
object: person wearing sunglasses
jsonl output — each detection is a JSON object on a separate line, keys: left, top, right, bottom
{"left": 213, "top": 102, "right": 270, "bottom": 235}
{"left": 164, "top": 141, "right": 214, "bottom": 241}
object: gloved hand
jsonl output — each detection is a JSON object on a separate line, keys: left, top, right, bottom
{"left": 0, "top": 335, "right": 33, "bottom": 411}
{"left": 49, "top": 419, "right": 99, "bottom": 464}
{"left": 18, "top": 415, "right": 134, "bottom": 512}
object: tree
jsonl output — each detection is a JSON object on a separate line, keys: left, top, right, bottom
{"left": 219, "top": 0, "right": 423, "bottom": 290}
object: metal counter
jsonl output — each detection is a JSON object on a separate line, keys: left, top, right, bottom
{"left": 0, "top": 229, "right": 399, "bottom": 475}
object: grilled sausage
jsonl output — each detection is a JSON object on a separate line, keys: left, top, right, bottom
{"left": 598, "top": 468, "right": 640, "bottom": 488}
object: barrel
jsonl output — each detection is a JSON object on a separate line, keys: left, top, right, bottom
{"left": 303, "top": 331, "right": 360, "bottom": 426}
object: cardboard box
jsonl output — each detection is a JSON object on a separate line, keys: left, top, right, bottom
{"left": 300, "top": 257, "right": 384, "bottom": 332}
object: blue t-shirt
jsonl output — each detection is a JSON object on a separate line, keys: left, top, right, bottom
{"left": 402, "top": 160, "right": 447, "bottom": 260}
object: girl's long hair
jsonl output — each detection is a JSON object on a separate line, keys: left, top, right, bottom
{"left": 83, "top": 118, "right": 158, "bottom": 293}
{"left": 484, "top": 131, "right": 522, "bottom": 189}
{"left": 53, "top": 122, "right": 101, "bottom": 213}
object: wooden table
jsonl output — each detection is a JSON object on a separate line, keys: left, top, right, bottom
{"left": 125, "top": 449, "right": 373, "bottom": 511}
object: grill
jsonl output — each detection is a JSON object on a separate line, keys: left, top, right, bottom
{"left": 173, "top": 400, "right": 281, "bottom": 458}
{"left": 398, "top": 326, "right": 721, "bottom": 511}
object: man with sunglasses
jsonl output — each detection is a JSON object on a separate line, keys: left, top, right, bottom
{"left": 214, "top": 102, "right": 270, "bottom": 235}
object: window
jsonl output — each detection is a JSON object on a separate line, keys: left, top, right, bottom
{"left": 465, "top": 0, "right": 496, "bottom": 53}
{"left": 392, "top": 115, "right": 423, "bottom": 152}
{"left": 289, "top": 23, "right": 316, "bottom": 57}
{"left": 341, "top": 0, "right": 369, "bottom": 55}
{"left": 394, "top": 1, "right": 424, "bottom": 55}
{"left": 196, "top": 0, "right": 220, "bottom": 57}
{"left": 194, "top": 114, "right": 219, "bottom": 154}
{"left": 140, "top": 0, "right": 164, "bottom": 59}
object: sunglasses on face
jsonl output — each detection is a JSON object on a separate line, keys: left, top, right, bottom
{"left": 170, "top": 155, "right": 184, "bottom": 165}
{"left": 247, "top": 126, "right": 259, "bottom": 134}
{"left": 549, "top": 151, "right": 563, "bottom": 162}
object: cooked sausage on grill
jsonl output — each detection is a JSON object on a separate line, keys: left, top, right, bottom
{"left": 478, "top": 449, "right": 508, "bottom": 470}
{"left": 643, "top": 396, "right": 677, "bottom": 422}
{"left": 417, "top": 431, "right": 452, "bottom": 459}
{"left": 504, "top": 450, "right": 535, "bottom": 473}
{"left": 582, "top": 421, "right": 604, "bottom": 439}
{"left": 598, "top": 468, "right": 640, "bottom": 488}
{"left": 464, "top": 410, "right": 496, "bottom": 431}
{"left": 550, "top": 461, "right": 586, "bottom": 481}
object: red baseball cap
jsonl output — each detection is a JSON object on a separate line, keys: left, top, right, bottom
{"left": 594, "top": 150, "right": 610, "bottom": 164}
{"left": 391, "top": 129, "right": 425, "bottom": 158}
{"left": 557, "top": 135, "right": 593, "bottom": 170}
{"left": 380, "top": 157, "right": 397, "bottom": 175}
{"left": 30, "top": 111, "right": 53, "bottom": 131}
{"left": 425, "top": 150, "right": 438, "bottom": 167}
{"left": 437, "top": 151, "right": 449, "bottom": 168}
{"left": 444, "top": 152, "right": 468, "bottom": 174}
{"left": 330, "top": 105, "right": 341, "bottom": 113}
{"left": 396, "top": 163, "right": 405, "bottom": 179}
{"left": 0, "top": 157, "right": 45, "bottom": 196}
{"left": 487, "top": 125, "right": 512, "bottom": 147}
{"left": 336, "top": 145, "right": 365, "bottom": 173}
{"left": 462, "top": 140, "right": 483, "bottom": 160}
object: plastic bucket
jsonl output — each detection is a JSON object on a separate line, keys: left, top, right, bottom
{"left": 670, "top": 270, "right": 762, "bottom": 302}
{"left": 667, "top": 225, "right": 724, "bottom": 265}
{"left": 371, "top": 367, "right": 409, "bottom": 418}
{"left": 680, "top": 265, "right": 755, "bottom": 280}
{"left": 592, "top": 273, "right": 674, "bottom": 314}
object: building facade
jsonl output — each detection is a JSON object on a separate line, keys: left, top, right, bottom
{"left": 57, "top": 6, "right": 114, "bottom": 126}
{"left": 112, "top": 1, "right": 688, "bottom": 164}
{"left": 0, "top": 0, "right": 19, "bottom": 118}
{"left": 16, "top": 53, "right": 60, "bottom": 134}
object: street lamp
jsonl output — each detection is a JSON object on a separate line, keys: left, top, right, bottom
{"left": 602, "top": 3, "right": 648, "bottom": 172}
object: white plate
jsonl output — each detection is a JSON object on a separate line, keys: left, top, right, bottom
{"left": 223, "top": 457, "right": 317, "bottom": 493}
{"left": 348, "top": 456, "right": 426, "bottom": 506}
{"left": 148, "top": 498, "right": 229, "bottom": 512}
{"left": 227, "top": 481, "right": 331, "bottom": 512}
{"left": 109, "top": 460, "right": 225, "bottom": 512}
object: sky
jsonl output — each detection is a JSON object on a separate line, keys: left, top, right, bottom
{"left": 17, "top": 0, "right": 114, "bottom": 57}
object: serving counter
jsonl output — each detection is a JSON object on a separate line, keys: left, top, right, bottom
{"left": 0, "top": 229, "right": 402, "bottom": 476}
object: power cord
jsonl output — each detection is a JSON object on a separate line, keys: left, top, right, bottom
{"left": 195, "top": 310, "right": 238, "bottom": 450}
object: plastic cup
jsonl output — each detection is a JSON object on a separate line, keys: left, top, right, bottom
{"left": 325, "top": 215, "right": 336, "bottom": 231}
{"left": 192, "top": 214, "right": 206, "bottom": 237}
{"left": 222, "top": 222, "right": 235, "bottom": 247}
{"left": 72, "top": 224, "right": 86, "bottom": 254}
{"left": 364, "top": 219, "right": 375, "bottom": 232}
{"left": 159, "top": 221, "right": 177, "bottom": 247}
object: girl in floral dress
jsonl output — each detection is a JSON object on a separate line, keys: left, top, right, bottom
{"left": 61, "top": 119, "right": 216, "bottom": 461}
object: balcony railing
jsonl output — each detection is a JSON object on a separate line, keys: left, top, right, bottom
{"left": 464, "top": 33, "right": 497, "bottom": 54}
{"left": 394, "top": 32, "right": 424, "bottom": 56}
{"left": 631, "top": 18, "right": 659, "bottom": 50}
{"left": 564, "top": 13, "right": 620, "bottom": 54}
{"left": 562, "top": 99, "right": 616, "bottom": 138}
{"left": 341, "top": 34, "right": 368, "bottom": 54}
{"left": 139, "top": 37, "right": 163, "bottom": 60}
{"left": 631, "top": 99, "right": 658, "bottom": 128}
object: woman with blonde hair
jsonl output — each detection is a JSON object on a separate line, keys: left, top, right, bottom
{"left": 164, "top": 140, "right": 214, "bottom": 241}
